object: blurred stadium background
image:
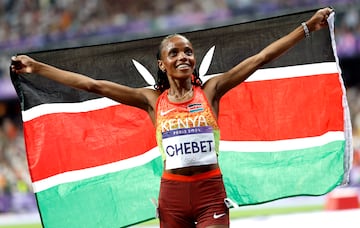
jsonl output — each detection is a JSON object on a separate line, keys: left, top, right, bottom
{"left": 0, "top": 0, "right": 360, "bottom": 227}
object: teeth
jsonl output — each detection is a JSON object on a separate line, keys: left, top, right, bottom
{"left": 177, "top": 64, "right": 189, "bottom": 69}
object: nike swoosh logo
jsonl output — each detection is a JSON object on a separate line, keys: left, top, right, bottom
{"left": 160, "top": 108, "right": 176, "bottom": 116}
{"left": 213, "top": 213, "right": 226, "bottom": 219}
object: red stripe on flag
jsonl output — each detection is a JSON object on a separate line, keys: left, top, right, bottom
{"left": 23, "top": 105, "right": 156, "bottom": 182}
{"left": 218, "top": 73, "right": 344, "bottom": 140}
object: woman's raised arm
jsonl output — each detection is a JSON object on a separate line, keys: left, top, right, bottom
{"left": 11, "top": 55, "right": 159, "bottom": 121}
{"left": 203, "top": 7, "right": 333, "bottom": 112}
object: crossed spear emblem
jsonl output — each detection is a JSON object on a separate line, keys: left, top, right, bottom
{"left": 131, "top": 46, "right": 216, "bottom": 88}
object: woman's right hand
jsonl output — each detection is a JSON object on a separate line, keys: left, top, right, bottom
{"left": 11, "top": 55, "right": 37, "bottom": 74}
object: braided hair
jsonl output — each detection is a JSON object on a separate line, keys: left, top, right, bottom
{"left": 154, "top": 34, "right": 202, "bottom": 93}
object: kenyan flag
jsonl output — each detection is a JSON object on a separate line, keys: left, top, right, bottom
{"left": 10, "top": 9, "right": 352, "bottom": 228}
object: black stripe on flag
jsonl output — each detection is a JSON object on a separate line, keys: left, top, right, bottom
{"left": 11, "top": 9, "right": 333, "bottom": 110}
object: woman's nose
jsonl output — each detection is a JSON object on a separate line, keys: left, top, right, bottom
{"left": 178, "top": 51, "right": 187, "bottom": 60}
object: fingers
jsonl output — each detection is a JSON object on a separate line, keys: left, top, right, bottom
{"left": 321, "top": 7, "right": 335, "bottom": 25}
{"left": 11, "top": 56, "right": 22, "bottom": 71}
{"left": 10, "top": 55, "right": 27, "bottom": 74}
{"left": 327, "top": 7, "right": 335, "bottom": 14}
{"left": 321, "top": 7, "right": 334, "bottom": 19}
{"left": 308, "top": 7, "right": 333, "bottom": 31}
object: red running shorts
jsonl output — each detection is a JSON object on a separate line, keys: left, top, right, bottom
{"left": 158, "top": 168, "right": 229, "bottom": 228}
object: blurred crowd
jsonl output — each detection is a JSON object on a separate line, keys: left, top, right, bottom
{"left": 0, "top": 102, "right": 37, "bottom": 213}
{"left": 1, "top": 0, "right": 360, "bottom": 214}
{"left": 0, "top": 0, "right": 359, "bottom": 54}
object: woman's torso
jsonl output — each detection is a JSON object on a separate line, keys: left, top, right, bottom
{"left": 155, "top": 86, "right": 220, "bottom": 175}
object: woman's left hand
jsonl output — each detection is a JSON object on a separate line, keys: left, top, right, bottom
{"left": 306, "top": 7, "right": 334, "bottom": 32}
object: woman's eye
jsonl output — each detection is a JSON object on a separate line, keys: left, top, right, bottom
{"left": 169, "top": 50, "right": 177, "bottom": 57}
{"left": 185, "top": 50, "right": 193, "bottom": 56}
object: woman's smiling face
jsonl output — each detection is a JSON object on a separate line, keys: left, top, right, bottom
{"left": 158, "top": 35, "right": 196, "bottom": 80}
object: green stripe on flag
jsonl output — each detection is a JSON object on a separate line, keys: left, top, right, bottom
{"left": 35, "top": 140, "right": 346, "bottom": 227}
{"left": 219, "top": 140, "right": 345, "bottom": 205}
{"left": 36, "top": 157, "right": 163, "bottom": 228}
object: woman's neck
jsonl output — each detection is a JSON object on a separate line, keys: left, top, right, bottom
{"left": 167, "top": 83, "right": 193, "bottom": 102}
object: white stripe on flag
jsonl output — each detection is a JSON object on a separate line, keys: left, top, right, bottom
{"left": 22, "top": 97, "right": 120, "bottom": 122}
{"left": 220, "top": 131, "right": 344, "bottom": 152}
{"left": 32, "top": 131, "right": 344, "bottom": 193}
{"left": 245, "top": 62, "right": 338, "bottom": 82}
{"left": 22, "top": 62, "right": 338, "bottom": 122}
{"left": 202, "top": 62, "right": 338, "bottom": 83}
